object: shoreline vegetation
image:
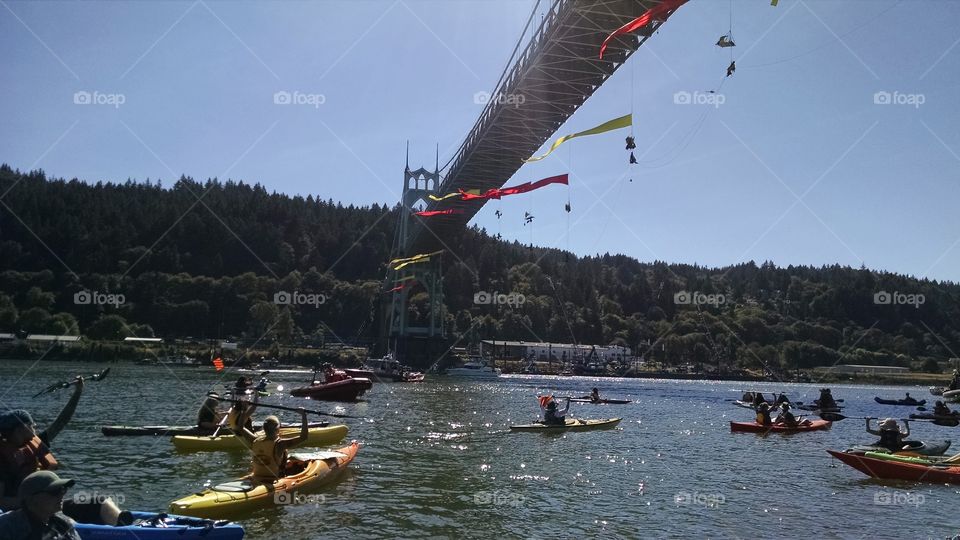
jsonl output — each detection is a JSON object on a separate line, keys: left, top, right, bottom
{"left": 1, "top": 344, "right": 950, "bottom": 388}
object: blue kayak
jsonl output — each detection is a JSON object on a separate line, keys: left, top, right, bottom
{"left": 76, "top": 511, "right": 244, "bottom": 539}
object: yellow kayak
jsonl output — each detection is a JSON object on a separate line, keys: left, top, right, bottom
{"left": 172, "top": 424, "right": 348, "bottom": 452}
{"left": 170, "top": 442, "right": 359, "bottom": 518}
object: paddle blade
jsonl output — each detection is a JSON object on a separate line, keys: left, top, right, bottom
{"left": 819, "top": 412, "right": 845, "bottom": 422}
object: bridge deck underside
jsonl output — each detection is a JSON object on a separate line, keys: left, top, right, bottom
{"left": 411, "top": 0, "right": 663, "bottom": 253}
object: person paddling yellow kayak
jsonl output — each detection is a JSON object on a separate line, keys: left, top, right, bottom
{"left": 238, "top": 408, "right": 310, "bottom": 482}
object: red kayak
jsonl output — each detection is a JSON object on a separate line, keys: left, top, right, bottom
{"left": 290, "top": 378, "right": 372, "bottom": 401}
{"left": 729, "top": 419, "right": 831, "bottom": 433}
{"left": 827, "top": 450, "right": 960, "bottom": 483}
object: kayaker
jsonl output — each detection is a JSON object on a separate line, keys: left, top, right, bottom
{"left": 0, "top": 471, "right": 81, "bottom": 540}
{"left": 239, "top": 410, "right": 309, "bottom": 482}
{"left": 196, "top": 394, "right": 225, "bottom": 431}
{"left": 774, "top": 403, "right": 799, "bottom": 427}
{"left": 866, "top": 418, "right": 910, "bottom": 452}
{"left": 590, "top": 388, "right": 601, "bottom": 403}
{"left": 774, "top": 393, "right": 790, "bottom": 406}
{"left": 0, "top": 383, "right": 126, "bottom": 526}
{"left": 755, "top": 402, "right": 773, "bottom": 426}
{"left": 540, "top": 396, "right": 569, "bottom": 425}
{"left": 950, "top": 370, "right": 960, "bottom": 391}
{"left": 226, "top": 380, "right": 257, "bottom": 431}
{"left": 751, "top": 392, "right": 766, "bottom": 407}
{"left": 934, "top": 401, "right": 955, "bottom": 417}
{"left": 816, "top": 388, "right": 837, "bottom": 409}
{"left": 903, "top": 392, "right": 916, "bottom": 404}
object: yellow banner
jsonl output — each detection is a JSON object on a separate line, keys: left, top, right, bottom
{"left": 524, "top": 114, "right": 632, "bottom": 163}
{"left": 394, "top": 257, "right": 430, "bottom": 270}
{"left": 427, "top": 189, "right": 481, "bottom": 202}
{"left": 390, "top": 250, "right": 444, "bottom": 270}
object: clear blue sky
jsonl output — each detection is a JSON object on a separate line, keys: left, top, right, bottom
{"left": 2, "top": 0, "right": 959, "bottom": 282}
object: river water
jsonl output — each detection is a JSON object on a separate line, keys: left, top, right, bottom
{"left": 1, "top": 360, "right": 957, "bottom": 539}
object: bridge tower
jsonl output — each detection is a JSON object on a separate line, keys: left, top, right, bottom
{"left": 382, "top": 146, "right": 448, "bottom": 365}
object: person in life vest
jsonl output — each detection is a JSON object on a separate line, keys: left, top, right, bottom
{"left": 0, "top": 471, "right": 82, "bottom": 540}
{"left": 225, "top": 378, "right": 256, "bottom": 431}
{"left": 539, "top": 396, "right": 569, "bottom": 426}
{"left": 0, "top": 378, "right": 126, "bottom": 526}
{"left": 755, "top": 402, "right": 773, "bottom": 426}
{"left": 589, "top": 388, "right": 601, "bottom": 403}
{"left": 866, "top": 418, "right": 910, "bottom": 452}
{"left": 239, "top": 410, "right": 309, "bottom": 483}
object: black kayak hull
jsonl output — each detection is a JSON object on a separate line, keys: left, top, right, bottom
{"left": 875, "top": 397, "right": 926, "bottom": 406}
{"left": 102, "top": 421, "right": 329, "bottom": 437}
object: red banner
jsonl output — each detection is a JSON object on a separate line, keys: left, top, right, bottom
{"left": 413, "top": 209, "right": 464, "bottom": 217}
{"left": 599, "top": 0, "right": 688, "bottom": 59}
{"left": 459, "top": 174, "right": 568, "bottom": 201}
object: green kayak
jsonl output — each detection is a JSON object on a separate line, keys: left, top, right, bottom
{"left": 510, "top": 418, "right": 622, "bottom": 432}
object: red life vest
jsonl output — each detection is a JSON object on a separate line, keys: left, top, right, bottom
{"left": 0, "top": 436, "right": 58, "bottom": 491}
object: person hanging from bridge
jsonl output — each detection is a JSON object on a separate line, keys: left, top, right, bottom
{"left": 866, "top": 418, "right": 910, "bottom": 452}
{"left": 539, "top": 396, "right": 569, "bottom": 426}
{"left": 524, "top": 212, "right": 534, "bottom": 226}
{"left": 495, "top": 210, "right": 502, "bottom": 219}
{"left": 726, "top": 60, "right": 736, "bottom": 77}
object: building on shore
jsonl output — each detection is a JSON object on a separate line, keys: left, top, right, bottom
{"left": 479, "top": 340, "right": 632, "bottom": 364}
{"left": 828, "top": 364, "right": 910, "bottom": 375}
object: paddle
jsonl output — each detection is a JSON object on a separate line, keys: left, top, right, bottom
{"left": 33, "top": 368, "right": 110, "bottom": 398}
{"left": 819, "top": 412, "right": 959, "bottom": 427}
{"left": 212, "top": 397, "right": 357, "bottom": 419}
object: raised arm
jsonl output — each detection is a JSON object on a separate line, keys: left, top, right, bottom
{"left": 902, "top": 420, "right": 910, "bottom": 438}
{"left": 45, "top": 377, "right": 84, "bottom": 442}
{"left": 281, "top": 410, "right": 310, "bottom": 449}
{"left": 864, "top": 418, "right": 880, "bottom": 437}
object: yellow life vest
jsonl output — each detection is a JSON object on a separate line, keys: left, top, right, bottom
{"left": 251, "top": 434, "right": 286, "bottom": 481}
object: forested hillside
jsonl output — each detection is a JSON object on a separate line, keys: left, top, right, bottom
{"left": 2, "top": 164, "right": 958, "bottom": 372}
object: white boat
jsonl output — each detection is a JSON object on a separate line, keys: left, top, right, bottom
{"left": 445, "top": 357, "right": 501, "bottom": 378}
